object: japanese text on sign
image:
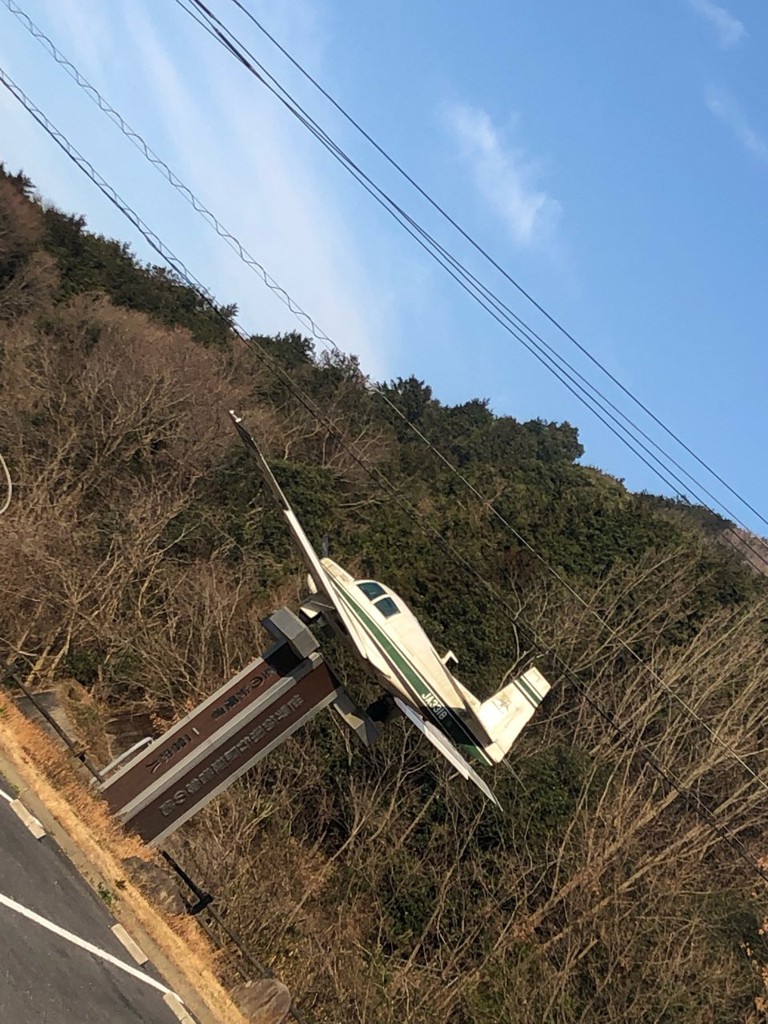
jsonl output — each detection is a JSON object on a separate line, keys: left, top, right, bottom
{"left": 210, "top": 664, "right": 277, "bottom": 720}
{"left": 158, "top": 693, "right": 304, "bottom": 818}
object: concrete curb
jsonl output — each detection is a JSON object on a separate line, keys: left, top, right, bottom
{"left": 0, "top": 753, "right": 210, "bottom": 1024}
{"left": 9, "top": 797, "right": 46, "bottom": 839}
{"left": 163, "top": 991, "right": 197, "bottom": 1023}
{"left": 111, "top": 922, "right": 150, "bottom": 965}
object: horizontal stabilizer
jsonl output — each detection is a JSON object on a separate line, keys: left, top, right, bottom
{"left": 478, "top": 667, "right": 550, "bottom": 763}
{"left": 395, "top": 697, "right": 500, "bottom": 807}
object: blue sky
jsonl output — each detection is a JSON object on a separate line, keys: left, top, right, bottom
{"left": 1, "top": 0, "right": 766, "bottom": 534}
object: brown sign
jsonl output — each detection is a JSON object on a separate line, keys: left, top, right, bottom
{"left": 123, "top": 660, "right": 337, "bottom": 844}
{"left": 102, "top": 643, "right": 301, "bottom": 813}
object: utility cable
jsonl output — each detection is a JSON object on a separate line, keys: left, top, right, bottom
{"left": 7, "top": 0, "right": 768, "bottom": 577}
{"left": 2, "top": 27, "right": 767, "bottom": 791}
{"left": 222, "top": 0, "right": 768, "bottom": 537}
{"left": 180, "top": 0, "right": 768, "bottom": 531}
{"left": 2, "top": 65, "right": 767, "bottom": 893}
{"left": 2, "top": 0, "right": 688, "bottom": 503}
{"left": 173, "top": 0, "right": 768, "bottom": 566}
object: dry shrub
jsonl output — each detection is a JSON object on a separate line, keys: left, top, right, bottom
{"left": 0, "top": 178, "right": 57, "bottom": 320}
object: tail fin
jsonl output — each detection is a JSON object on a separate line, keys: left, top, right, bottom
{"left": 477, "top": 667, "right": 550, "bottom": 763}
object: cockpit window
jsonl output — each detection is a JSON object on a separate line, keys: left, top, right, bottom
{"left": 374, "top": 596, "right": 400, "bottom": 618}
{"left": 357, "top": 581, "right": 386, "bottom": 601}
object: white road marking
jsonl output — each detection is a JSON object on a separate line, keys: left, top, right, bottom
{"left": 0, "top": 889, "right": 179, "bottom": 999}
{"left": 0, "top": 786, "right": 14, "bottom": 802}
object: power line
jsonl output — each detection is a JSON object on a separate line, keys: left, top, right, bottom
{"left": 4, "top": 12, "right": 768, "bottom": 791}
{"left": 222, "top": 0, "right": 768, "bottom": 537}
{"left": 1, "top": 64, "right": 767, "bottom": 893}
{"left": 7, "top": 0, "right": 768, "bottom": 581}
{"left": 0, "top": 0, "right": 338, "bottom": 347}
{"left": 173, "top": 0, "right": 768, "bottom": 563}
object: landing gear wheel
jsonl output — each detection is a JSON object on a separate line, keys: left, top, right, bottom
{"left": 366, "top": 694, "right": 398, "bottom": 724}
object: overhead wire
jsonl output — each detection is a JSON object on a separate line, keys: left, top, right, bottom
{"left": 172, "top": 0, "right": 768, "bottom": 568}
{"left": 6, "top": 0, "right": 768, "bottom": 578}
{"left": 222, "top": 0, "right": 768, "bottom": 538}
{"left": 176, "top": 0, "right": 690, "bottom": 482}
{"left": 3, "top": 8, "right": 768, "bottom": 794}
{"left": 1, "top": 64, "right": 767, "bottom": 891}
{"left": 0, "top": 0, "right": 363, "bottom": 353}
{"left": 0, "top": 0, "right": 689, "bottom": 505}
{"left": 162, "top": 2, "right": 768, "bottom": 577}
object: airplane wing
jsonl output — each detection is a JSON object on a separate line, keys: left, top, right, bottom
{"left": 229, "top": 411, "right": 331, "bottom": 593}
{"left": 232, "top": 412, "right": 500, "bottom": 808}
{"left": 229, "top": 411, "right": 366, "bottom": 646}
{"left": 394, "top": 697, "right": 500, "bottom": 807}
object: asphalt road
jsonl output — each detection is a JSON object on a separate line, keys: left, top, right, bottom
{"left": 0, "top": 775, "right": 186, "bottom": 1023}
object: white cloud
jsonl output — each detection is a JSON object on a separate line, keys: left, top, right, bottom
{"left": 39, "top": 0, "right": 116, "bottom": 90}
{"left": 19, "top": 0, "right": 394, "bottom": 379}
{"left": 135, "top": 1, "right": 395, "bottom": 378}
{"left": 706, "top": 86, "right": 767, "bottom": 161}
{"left": 446, "top": 103, "right": 561, "bottom": 248}
{"left": 687, "top": 0, "right": 745, "bottom": 48}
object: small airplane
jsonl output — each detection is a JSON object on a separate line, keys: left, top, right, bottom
{"left": 230, "top": 411, "right": 551, "bottom": 805}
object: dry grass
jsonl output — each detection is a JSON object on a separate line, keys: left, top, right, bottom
{"left": 0, "top": 699, "right": 251, "bottom": 1024}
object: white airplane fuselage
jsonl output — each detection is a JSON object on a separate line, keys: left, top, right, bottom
{"left": 318, "top": 558, "right": 496, "bottom": 765}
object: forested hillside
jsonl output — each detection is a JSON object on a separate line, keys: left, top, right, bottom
{"left": 2, "top": 164, "right": 768, "bottom": 1023}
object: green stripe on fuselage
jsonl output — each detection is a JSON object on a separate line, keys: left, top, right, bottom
{"left": 331, "top": 582, "right": 492, "bottom": 766}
